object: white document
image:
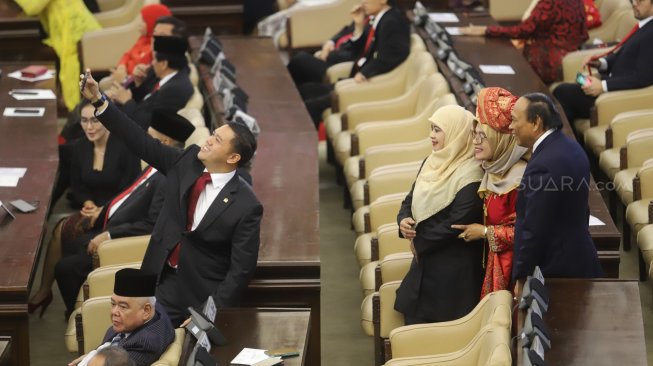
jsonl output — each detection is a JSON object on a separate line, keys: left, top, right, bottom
{"left": 3, "top": 107, "right": 45, "bottom": 117}
{"left": 0, "top": 176, "right": 20, "bottom": 187}
{"left": 589, "top": 215, "right": 605, "bottom": 226}
{"left": 479, "top": 64, "right": 516, "bottom": 75}
{"left": 428, "top": 12, "right": 460, "bottom": 23}
{"left": 231, "top": 348, "right": 270, "bottom": 365}
{"left": 7, "top": 70, "right": 55, "bottom": 82}
{"left": 445, "top": 27, "right": 462, "bottom": 35}
{"left": 9, "top": 89, "right": 56, "bottom": 100}
{"left": 0, "top": 168, "right": 27, "bottom": 178}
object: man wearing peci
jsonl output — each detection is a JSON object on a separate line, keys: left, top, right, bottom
{"left": 509, "top": 93, "right": 602, "bottom": 280}
{"left": 81, "top": 71, "right": 263, "bottom": 326}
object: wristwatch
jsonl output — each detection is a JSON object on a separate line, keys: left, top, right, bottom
{"left": 92, "top": 94, "right": 108, "bottom": 108}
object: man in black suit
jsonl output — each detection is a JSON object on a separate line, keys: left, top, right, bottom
{"left": 509, "top": 93, "right": 602, "bottom": 280}
{"left": 55, "top": 109, "right": 196, "bottom": 315}
{"left": 82, "top": 72, "right": 263, "bottom": 326}
{"left": 70, "top": 269, "right": 175, "bottom": 366}
{"left": 553, "top": 0, "right": 653, "bottom": 122}
{"left": 110, "top": 35, "right": 194, "bottom": 129}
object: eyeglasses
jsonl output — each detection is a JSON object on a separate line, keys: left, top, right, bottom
{"left": 471, "top": 130, "right": 488, "bottom": 143}
{"left": 81, "top": 117, "right": 100, "bottom": 125}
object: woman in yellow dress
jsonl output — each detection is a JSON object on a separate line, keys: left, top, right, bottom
{"left": 15, "top": 0, "right": 101, "bottom": 110}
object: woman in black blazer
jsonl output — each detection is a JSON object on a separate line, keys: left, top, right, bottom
{"left": 394, "top": 105, "right": 485, "bottom": 325}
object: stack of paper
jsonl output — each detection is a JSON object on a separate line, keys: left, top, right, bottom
{"left": 231, "top": 348, "right": 282, "bottom": 366}
{"left": 9, "top": 89, "right": 56, "bottom": 100}
{"left": 0, "top": 168, "right": 26, "bottom": 187}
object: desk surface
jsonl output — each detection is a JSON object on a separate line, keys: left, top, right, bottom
{"left": 193, "top": 308, "right": 310, "bottom": 366}
{"left": 520, "top": 279, "right": 647, "bottom": 366}
{"left": 210, "top": 37, "right": 320, "bottom": 276}
{"left": 0, "top": 62, "right": 58, "bottom": 297}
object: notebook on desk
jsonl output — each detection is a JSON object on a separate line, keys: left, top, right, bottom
{"left": 20, "top": 65, "right": 48, "bottom": 79}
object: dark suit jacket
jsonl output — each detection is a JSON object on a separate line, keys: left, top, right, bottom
{"left": 127, "top": 68, "right": 159, "bottom": 103}
{"left": 512, "top": 130, "right": 602, "bottom": 280}
{"left": 119, "top": 67, "right": 194, "bottom": 129}
{"left": 394, "top": 176, "right": 484, "bottom": 324}
{"left": 603, "top": 19, "right": 653, "bottom": 91}
{"left": 349, "top": 7, "right": 410, "bottom": 78}
{"left": 97, "top": 102, "right": 263, "bottom": 312}
{"left": 102, "top": 303, "right": 175, "bottom": 366}
{"left": 98, "top": 169, "right": 167, "bottom": 239}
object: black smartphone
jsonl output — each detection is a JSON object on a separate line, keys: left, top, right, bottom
{"left": 13, "top": 109, "right": 40, "bottom": 114}
{"left": 575, "top": 72, "right": 586, "bottom": 86}
{"left": 80, "top": 70, "right": 89, "bottom": 92}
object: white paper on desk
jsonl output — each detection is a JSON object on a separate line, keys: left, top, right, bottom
{"left": 7, "top": 70, "right": 55, "bottom": 82}
{"left": 3, "top": 107, "right": 45, "bottom": 117}
{"left": 231, "top": 348, "right": 270, "bottom": 365}
{"left": 9, "top": 89, "right": 56, "bottom": 100}
{"left": 479, "top": 65, "right": 516, "bottom": 75}
{"left": 445, "top": 27, "right": 462, "bottom": 35}
{"left": 0, "top": 176, "right": 20, "bottom": 187}
{"left": 428, "top": 12, "right": 460, "bottom": 23}
{"left": 0, "top": 168, "right": 27, "bottom": 178}
{"left": 589, "top": 215, "right": 605, "bottom": 226}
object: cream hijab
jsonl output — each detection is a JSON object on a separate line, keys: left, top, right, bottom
{"left": 411, "top": 105, "right": 484, "bottom": 225}
{"left": 476, "top": 121, "right": 528, "bottom": 197}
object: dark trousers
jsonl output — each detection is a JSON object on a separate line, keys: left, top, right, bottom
{"left": 288, "top": 52, "right": 329, "bottom": 86}
{"left": 156, "top": 266, "right": 187, "bottom": 327}
{"left": 552, "top": 82, "right": 597, "bottom": 122}
{"left": 298, "top": 82, "right": 333, "bottom": 127}
{"left": 54, "top": 230, "right": 99, "bottom": 313}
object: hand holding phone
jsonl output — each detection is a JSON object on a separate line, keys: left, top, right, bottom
{"left": 80, "top": 70, "right": 89, "bottom": 93}
{"left": 575, "top": 72, "right": 587, "bottom": 86}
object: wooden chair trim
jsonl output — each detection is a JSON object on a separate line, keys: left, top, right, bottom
{"left": 359, "top": 158, "right": 366, "bottom": 179}
{"left": 605, "top": 127, "right": 613, "bottom": 149}
{"left": 364, "top": 212, "right": 371, "bottom": 233}
{"left": 75, "top": 313, "right": 84, "bottom": 356}
{"left": 633, "top": 174, "right": 641, "bottom": 201}
{"left": 351, "top": 133, "right": 359, "bottom": 156}
{"left": 364, "top": 181, "right": 370, "bottom": 206}
{"left": 383, "top": 339, "right": 392, "bottom": 364}
{"left": 371, "top": 236, "right": 379, "bottom": 262}
{"left": 92, "top": 253, "right": 100, "bottom": 269}
{"left": 341, "top": 112, "right": 348, "bottom": 131}
{"left": 331, "top": 91, "right": 339, "bottom": 113}
{"left": 620, "top": 146, "right": 627, "bottom": 170}
{"left": 83, "top": 282, "right": 90, "bottom": 302}
{"left": 374, "top": 264, "right": 382, "bottom": 291}
{"left": 373, "top": 293, "right": 382, "bottom": 366}
{"left": 285, "top": 17, "right": 293, "bottom": 51}
{"left": 590, "top": 106, "right": 598, "bottom": 127}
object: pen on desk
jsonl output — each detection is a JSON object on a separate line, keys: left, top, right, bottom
{"left": 9, "top": 91, "right": 39, "bottom": 95}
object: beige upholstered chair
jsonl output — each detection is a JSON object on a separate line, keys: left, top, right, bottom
{"left": 186, "top": 126, "right": 210, "bottom": 148}
{"left": 613, "top": 129, "right": 653, "bottom": 209}
{"left": 587, "top": 0, "right": 635, "bottom": 44}
{"left": 151, "top": 328, "right": 185, "bottom": 366}
{"left": 281, "top": 0, "right": 359, "bottom": 50}
{"left": 96, "top": 235, "right": 150, "bottom": 268}
{"left": 583, "top": 85, "right": 653, "bottom": 153}
{"left": 350, "top": 160, "right": 420, "bottom": 211}
{"left": 372, "top": 280, "right": 404, "bottom": 363}
{"left": 94, "top": 0, "right": 153, "bottom": 28}
{"left": 77, "top": 296, "right": 113, "bottom": 354}
{"left": 626, "top": 161, "right": 653, "bottom": 260}
{"left": 326, "top": 51, "right": 437, "bottom": 142}
{"left": 98, "top": 0, "right": 126, "bottom": 12}
{"left": 599, "top": 109, "right": 653, "bottom": 180}
{"left": 85, "top": 262, "right": 142, "bottom": 300}
{"left": 334, "top": 73, "right": 449, "bottom": 166}
{"left": 387, "top": 291, "right": 513, "bottom": 361}
{"left": 354, "top": 193, "right": 406, "bottom": 265}
{"left": 489, "top": 0, "right": 535, "bottom": 21}
{"left": 184, "top": 87, "right": 205, "bottom": 110}
{"left": 178, "top": 107, "right": 206, "bottom": 128}
{"left": 384, "top": 326, "right": 512, "bottom": 366}
{"left": 344, "top": 94, "right": 456, "bottom": 188}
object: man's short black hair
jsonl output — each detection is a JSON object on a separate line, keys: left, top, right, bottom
{"left": 95, "top": 346, "right": 135, "bottom": 366}
{"left": 79, "top": 98, "right": 92, "bottom": 110}
{"left": 154, "top": 52, "right": 188, "bottom": 70}
{"left": 154, "top": 16, "right": 188, "bottom": 38}
{"left": 522, "top": 92, "right": 563, "bottom": 130}
{"left": 226, "top": 122, "right": 257, "bottom": 167}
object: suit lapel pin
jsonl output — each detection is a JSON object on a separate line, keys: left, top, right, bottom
{"left": 223, "top": 197, "right": 229, "bottom": 203}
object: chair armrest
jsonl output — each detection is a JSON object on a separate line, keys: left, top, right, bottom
{"left": 379, "top": 280, "right": 404, "bottom": 337}
{"left": 610, "top": 109, "right": 653, "bottom": 148}
{"left": 97, "top": 235, "right": 150, "bottom": 267}
{"left": 363, "top": 139, "right": 431, "bottom": 178}
{"left": 369, "top": 193, "right": 406, "bottom": 232}
{"left": 594, "top": 85, "right": 653, "bottom": 127}
{"left": 380, "top": 252, "right": 413, "bottom": 283}
{"left": 326, "top": 61, "right": 354, "bottom": 84}
{"left": 335, "top": 76, "right": 405, "bottom": 111}
{"left": 345, "top": 90, "right": 419, "bottom": 130}
{"left": 286, "top": 1, "right": 353, "bottom": 49}
{"left": 560, "top": 47, "right": 611, "bottom": 83}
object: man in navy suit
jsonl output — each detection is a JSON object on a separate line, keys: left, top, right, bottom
{"left": 509, "top": 93, "right": 602, "bottom": 280}
{"left": 553, "top": 0, "right": 653, "bottom": 122}
{"left": 82, "top": 71, "right": 263, "bottom": 327}
{"left": 55, "top": 109, "right": 196, "bottom": 315}
{"left": 70, "top": 269, "right": 175, "bottom": 366}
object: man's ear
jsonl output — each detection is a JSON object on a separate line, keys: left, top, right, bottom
{"left": 226, "top": 152, "right": 241, "bottom": 166}
{"left": 532, "top": 115, "right": 544, "bottom": 134}
{"left": 142, "top": 302, "right": 153, "bottom": 320}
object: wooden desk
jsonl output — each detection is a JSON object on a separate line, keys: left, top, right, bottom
{"left": 516, "top": 279, "right": 647, "bottom": 366}
{"left": 0, "top": 0, "right": 55, "bottom": 62}
{"left": 190, "top": 36, "right": 321, "bottom": 365}
{"left": 181, "top": 308, "right": 310, "bottom": 366}
{"left": 0, "top": 63, "right": 58, "bottom": 366}
{"left": 412, "top": 12, "right": 622, "bottom": 277}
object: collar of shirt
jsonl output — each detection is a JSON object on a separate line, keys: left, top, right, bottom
{"left": 532, "top": 128, "right": 555, "bottom": 153}
{"left": 204, "top": 169, "right": 237, "bottom": 190}
{"left": 640, "top": 16, "right": 653, "bottom": 28}
{"left": 158, "top": 71, "right": 178, "bottom": 88}
{"left": 372, "top": 7, "right": 390, "bottom": 29}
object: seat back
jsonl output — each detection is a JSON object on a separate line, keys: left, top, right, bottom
{"left": 97, "top": 235, "right": 150, "bottom": 267}
{"left": 185, "top": 87, "right": 205, "bottom": 110}
{"left": 626, "top": 128, "right": 653, "bottom": 168}
{"left": 380, "top": 252, "right": 413, "bottom": 283}
{"left": 637, "top": 163, "right": 653, "bottom": 199}
{"left": 588, "top": 6, "right": 636, "bottom": 43}
{"left": 86, "top": 262, "right": 141, "bottom": 300}
{"left": 610, "top": 109, "right": 653, "bottom": 148}
{"left": 414, "top": 73, "right": 450, "bottom": 112}
{"left": 368, "top": 161, "right": 422, "bottom": 203}
{"left": 369, "top": 192, "right": 407, "bottom": 232}
{"left": 489, "top": 0, "right": 535, "bottom": 21}
{"left": 364, "top": 139, "right": 432, "bottom": 179}
{"left": 377, "top": 224, "right": 411, "bottom": 260}
{"left": 409, "top": 33, "right": 426, "bottom": 52}
{"left": 79, "top": 296, "right": 113, "bottom": 354}
{"left": 379, "top": 280, "right": 404, "bottom": 337}
{"left": 95, "top": 0, "right": 146, "bottom": 28}
{"left": 177, "top": 107, "right": 206, "bottom": 128}
{"left": 286, "top": 0, "right": 360, "bottom": 49}
{"left": 152, "top": 328, "right": 185, "bottom": 366}
{"left": 403, "top": 52, "right": 438, "bottom": 93}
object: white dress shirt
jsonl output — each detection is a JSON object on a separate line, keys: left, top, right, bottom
{"left": 191, "top": 169, "right": 236, "bottom": 230}
{"left": 532, "top": 129, "right": 555, "bottom": 153}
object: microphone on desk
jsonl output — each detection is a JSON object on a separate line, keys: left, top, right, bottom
{"left": 435, "top": 39, "right": 452, "bottom": 60}
{"left": 522, "top": 335, "right": 548, "bottom": 366}
{"left": 413, "top": 1, "right": 428, "bottom": 26}
{"left": 521, "top": 302, "right": 552, "bottom": 350}
{"left": 519, "top": 267, "right": 549, "bottom": 312}
{"left": 445, "top": 52, "right": 472, "bottom": 80}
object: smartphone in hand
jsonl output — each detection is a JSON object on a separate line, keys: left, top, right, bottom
{"left": 80, "top": 70, "right": 90, "bottom": 92}
{"left": 575, "top": 72, "right": 587, "bottom": 86}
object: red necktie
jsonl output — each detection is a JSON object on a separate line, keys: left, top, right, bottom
{"left": 102, "top": 166, "right": 153, "bottom": 229}
{"left": 168, "top": 172, "right": 212, "bottom": 268}
{"left": 362, "top": 27, "right": 376, "bottom": 57}
{"left": 152, "top": 82, "right": 160, "bottom": 93}
{"left": 588, "top": 24, "right": 639, "bottom": 74}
